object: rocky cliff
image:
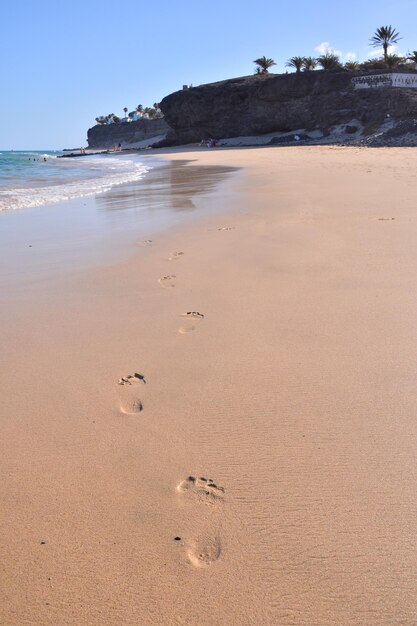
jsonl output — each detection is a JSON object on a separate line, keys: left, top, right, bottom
{"left": 160, "top": 71, "right": 417, "bottom": 144}
{"left": 87, "top": 117, "right": 170, "bottom": 149}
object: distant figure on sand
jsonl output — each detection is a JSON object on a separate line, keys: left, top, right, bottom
{"left": 198, "top": 138, "right": 217, "bottom": 148}
{"left": 118, "top": 143, "right": 122, "bottom": 151}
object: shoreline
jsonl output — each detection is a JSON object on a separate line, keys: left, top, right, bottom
{"left": 2, "top": 146, "right": 417, "bottom": 624}
{"left": 0, "top": 157, "right": 240, "bottom": 299}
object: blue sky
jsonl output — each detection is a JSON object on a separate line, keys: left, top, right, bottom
{"left": 1, "top": 0, "right": 416, "bottom": 149}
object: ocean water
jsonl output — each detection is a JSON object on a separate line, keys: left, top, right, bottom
{"left": 0, "top": 150, "right": 150, "bottom": 211}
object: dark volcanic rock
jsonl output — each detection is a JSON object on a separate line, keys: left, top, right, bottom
{"left": 160, "top": 71, "right": 417, "bottom": 144}
{"left": 87, "top": 117, "right": 170, "bottom": 149}
{"left": 364, "top": 118, "right": 417, "bottom": 146}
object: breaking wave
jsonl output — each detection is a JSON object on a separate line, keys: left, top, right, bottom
{"left": 0, "top": 154, "right": 150, "bottom": 211}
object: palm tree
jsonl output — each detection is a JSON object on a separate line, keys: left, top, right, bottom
{"left": 286, "top": 56, "right": 304, "bottom": 72}
{"left": 360, "top": 58, "right": 386, "bottom": 70}
{"left": 136, "top": 104, "right": 143, "bottom": 113}
{"left": 407, "top": 51, "right": 417, "bottom": 63}
{"left": 370, "top": 26, "right": 401, "bottom": 63}
{"left": 317, "top": 53, "right": 342, "bottom": 70}
{"left": 253, "top": 56, "right": 276, "bottom": 74}
{"left": 142, "top": 106, "right": 154, "bottom": 119}
{"left": 302, "top": 56, "right": 317, "bottom": 71}
{"left": 385, "top": 53, "right": 404, "bottom": 69}
{"left": 123, "top": 106, "right": 128, "bottom": 119}
{"left": 345, "top": 61, "right": 360, "bottom": 70}
{"left": 152, "top": 102, "right": 163, "bottom": 118}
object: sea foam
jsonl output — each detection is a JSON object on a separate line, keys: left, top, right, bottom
{"left": 0, "top": 154, "right": 150, "bottom": 211}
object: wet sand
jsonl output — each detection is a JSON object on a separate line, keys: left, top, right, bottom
{"left": 1, "top": 146, "right": 417, "bottom": 625}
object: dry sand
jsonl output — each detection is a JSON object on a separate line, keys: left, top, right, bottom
{"left": 2, "top": 146, "right": 417, "bottom": 625}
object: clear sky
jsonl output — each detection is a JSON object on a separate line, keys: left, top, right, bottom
{"left": 1, "top": 0, "right": 416, "bottom": 149}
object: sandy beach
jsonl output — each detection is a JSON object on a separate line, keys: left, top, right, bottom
{"left": 2, "top": 145, "right": 417, "bottom": 625}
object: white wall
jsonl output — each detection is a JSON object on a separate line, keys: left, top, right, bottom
{"left": 353, "top": 73, "right": 417, "bottom": 89}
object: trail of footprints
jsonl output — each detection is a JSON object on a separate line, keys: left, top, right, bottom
{"left": 117, "top": 229, "right": 234, "bottom": 566}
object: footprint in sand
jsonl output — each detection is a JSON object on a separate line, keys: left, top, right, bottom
{"left": 182, "top": 311, "right": 204, "bottom": 319}
{"left": 178, "top": 312, "right": 204, "bottom": 334}
{"left": 208, "top": 226, "right": 235, "bottom": 232}
{"left": 178, "top": 325, "right": 196, "bottom": 334}
{"left": 139, "top": 239, "right": 153, "bottom": 247}
{"left": 186, "top": 536, "right": 222, "bottom": 568}
{"left": 177, "top": 476, "right": 225, "bottom": 505}
{"left": 158, "top": 275, "right": 176, "bottom": 288}
{"left": 168, "top": 251, "right": 184, "bottom": 261}
{"left": 117, "top": 373, "right": 146, "bottom": 414}
{"left": 176, "top": 478, "right": 224, "bottom": 566}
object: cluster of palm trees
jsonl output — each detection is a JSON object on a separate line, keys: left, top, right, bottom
{"left": 254, "top": 26, "right": 412, "bottom": 75}
{"left": 130, "top": 103, "right": 163, "bottom": 119}
{"left": 95, "top": 113, "right": 120, "bottom": 125}
{"left": 95, "top": 103, "right": 163, "bottom": 125}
